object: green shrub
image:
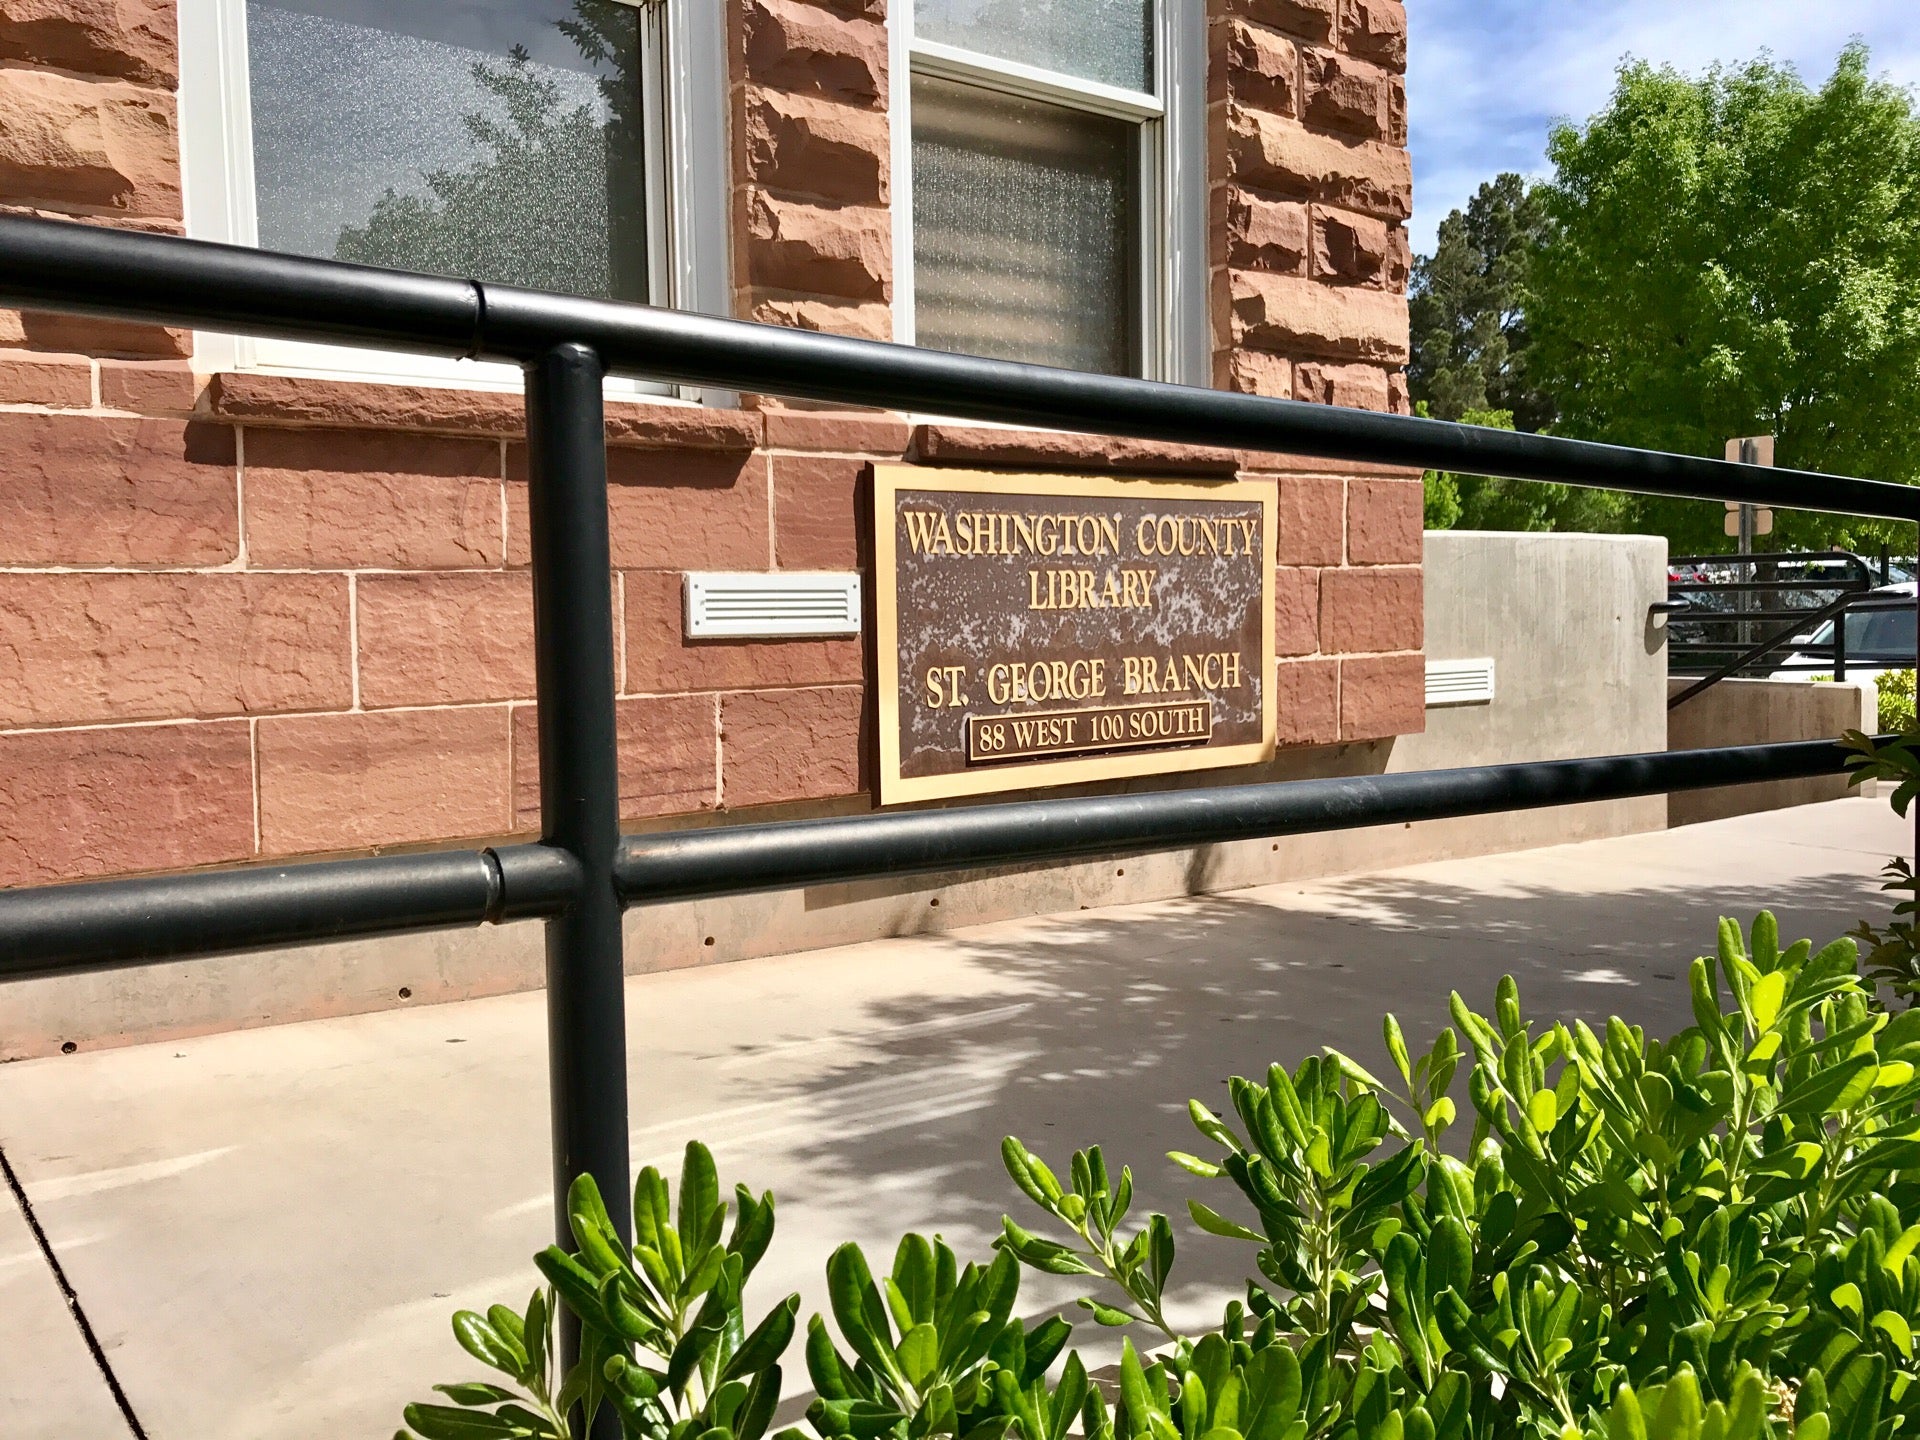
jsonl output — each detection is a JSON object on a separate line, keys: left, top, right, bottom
{"left": 1880, "top": 673, "right": 1917, "bottom": 736}
{"left": 401, "top": 907, "right": 1920, "bottom": 1440}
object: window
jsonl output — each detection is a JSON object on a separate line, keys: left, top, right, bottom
{"left": 180, "top": 0, "right": 727, "bottom": 388}
{"left": 891, "top": 0, "right": 1205, "bottom": 383}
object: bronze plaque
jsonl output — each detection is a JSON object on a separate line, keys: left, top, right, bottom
{"left": 874, "top": 464, "right": 1276, "bottom": 804}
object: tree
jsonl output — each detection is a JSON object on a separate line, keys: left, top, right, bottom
{"left": 1419, "top": 405, "right": 1626, "bottom": 533}
{"left": 1407, "top": 173, "right": 1555, "bottom": 430}
{"left": 1527, "top": 44, "right": 1920, "bottom": 553}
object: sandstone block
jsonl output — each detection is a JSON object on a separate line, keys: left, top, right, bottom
{"left": 722, "top": 684, "right": 866, "bottom": 806}
{"left": 257, "top": 706, "right": 511, "bottom": 855}
{"left": 1340, "top": 650, "right": 1424, "bottom": 741}
{"left": 507, "top": 448, "right": 770, "bottom": 570}
{"left": 1227, "top": 0, "right": 1335, "bottom": 42}
{"left": 742, "top": 0, "right": 886, "bottom": 106}
{"left": 1273, "top": 656, "right": 1338, "bottom": 747}
{"left": 0, "top": 68, "right": 179, "bottom": 217}
{"left": 750, "top": 295, "right": 892, "bottom": 341}
{"left": 1230, "top": 269, "right": 1409, "bottom": 362}
{"left": 0, "top": 413, "right": 234, "bottom": 565}
{"left": 1227, "top": 187, "right": 1309, "bottom": 273}
{"left": 6, "top": 307, "right": 188, "bottom": 357}
{"left": 1278, "top": 474, "right": 1343, "bottom": 565}
{"left": 1346, "top": 477, "right": 1421, "bottom": 564}
{"left": 1275, "top": 566, "right": 1320, "bottom": 657}
{"left": 1215, "top": 19, "right": 1298, "bottom": 117}
{"left": 773, "top": 453, "right": 865, "bottom": 570}
{"left": 1388, "top": 370, "right": 1410, "bottom": 414}
{"left": 0, "top": 0, "right": 178, "bottom": 86}
{"left": 761, "top": 407, "right": 909, "bottom": 453}
{"left": 0, "top": 350, "right": 89, "bottom": 405}
{"left": 512, "top": 693, "right": 718, "bottom": 829}
{"left": 207, "top": 372, "right": 761, "bottom": 446}
{"left": 624, "top": 569, "right": 862, "bottom": 694}
{"left": 908, "top": 424, "right": 1240, "bottom": 475}
{"left": 1303, "top": 49, "right": 1393, "bottom": 139}
{"left": 356, "top": 574, "right": 534, "bottom": 708}
{"left": 1294, "top": 360, "right": 1392, "bottom": 410}
{"left": 1226, "top": 105, "right": 1412, "bottom": 220}
{"left": 743, "top": 85, "right": 888, "bottom": 205}
{"left": 0, "top": 572, "right": 350, "bottom": 727}
{"left": 1222, "top": 346, "right": 1293, "bottom": 398}
{"left": 1311, "top": 204, "right": 1399, "bottom": 286}
{"left": 746, "top": 190, "right": 890, "bottom": 302}
{"left": 1340, "top": 0, "right": 1407, "bottom": 70}
{"left": 98, "top": 357, "right": 197, "bottom": 411}
{"left": 0, "top": 720, "right": 253, "bottom": 886}
{"left": 245, "top": 428, "right": 503, "bottom": 569}
{"left": 1320, "top": 565, "right": 1421, "bottom": 653}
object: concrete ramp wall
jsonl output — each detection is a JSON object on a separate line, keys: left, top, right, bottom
{"left": 1668, "top": 676, "right": 1876, "bottom": 827}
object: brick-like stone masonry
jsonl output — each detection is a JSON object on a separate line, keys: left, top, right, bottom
{"left": 1209, "top": 0, "right": 1411, "bottom": 412}
{"left": 0, "top": 0, "right": 1421, "bottom": 889}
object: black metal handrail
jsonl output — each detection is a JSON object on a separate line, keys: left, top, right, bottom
{"left": 0, "top": 213, "right": 1913, "bottom": 1426}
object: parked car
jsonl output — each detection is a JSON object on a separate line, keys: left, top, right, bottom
{"left": 1769, "top": 581, "right": 1918, "bottom": 681}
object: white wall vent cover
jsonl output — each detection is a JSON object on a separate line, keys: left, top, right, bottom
{"left": 1426, "top": 658, "right": 1496, "bottom": 708}
{"left": 684, "top": 572, "right": 862, "bottom": 639}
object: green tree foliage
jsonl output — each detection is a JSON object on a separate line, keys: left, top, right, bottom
{"left": 1421, "top": 405, "right": 1627, "bottom": 533}
{"left": 1407, "top": 174, "right": 1557, "bottom": 432}
{"left": 1527, "top": 44, "right": 1920, "bottom": 552}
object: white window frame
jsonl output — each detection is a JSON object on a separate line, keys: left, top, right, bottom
{"left": 178, "top": 0, "right": 729, "bottom": 396}
{"left": 889, "top": 0, "right": 1208, "bottom": 386}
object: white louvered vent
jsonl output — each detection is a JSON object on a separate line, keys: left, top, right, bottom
{"left": 683, "top": 572, "right": 862, "bottom": 639}
{"left": 1426, "top": 658, "right": 1496, "bottom": 708}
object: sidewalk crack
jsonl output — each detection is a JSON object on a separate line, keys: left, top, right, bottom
{"left": 1, "top": 1141, "right": 149, "bottom": 1438}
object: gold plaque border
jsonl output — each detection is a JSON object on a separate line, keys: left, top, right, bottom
{"left": 873, "top": 463, "right": 1278, "bottom": 806}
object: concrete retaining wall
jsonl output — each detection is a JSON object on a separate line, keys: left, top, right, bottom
{"left": 1668, "top": 677, "right": 1876, "bottom": 827}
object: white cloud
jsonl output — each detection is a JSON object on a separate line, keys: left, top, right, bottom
{"left": 1407, "top": 0, "right": 1920, "bottom": 254}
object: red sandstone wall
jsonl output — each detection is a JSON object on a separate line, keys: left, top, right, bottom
{"left": 0, "top": 0, "right": 1420, "bottom": 891}
{"left": 1210, "top": 0, "right": 1412, "bottom": 409}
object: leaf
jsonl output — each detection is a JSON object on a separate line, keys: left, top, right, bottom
{"left": 432, "top": 1383, "right": 518, "bottom": 1407}
{"left": 400, "top": 1404, "right": 521, "bottom": 1439}
{"left": 1527, "top": 1088, "right": 1558, "bottom": 1134}
{"left": 896, "top": 1322, "right": 940, "bottom": 1388}
{"left": 826, "top": 1244, "right": 910, "bottom": 1394}
{"left": 678, "top": 1142, "right": 720, "bottom": 1263}
{"left": 1873, "top": 1310, "right": 1914, "bottom": 1357}
{"left": 452, "top": 1312, "right": 526, "bottom": 1381}
{"left": 1750, "top": 970, "right": 1787, "bottom": 1033}
{"left": 1384, "top": 1015, "right": 1413, "bottom": 1087}
{"left": 1188, "top": 1200, "right": 1264, "bottom": 1243}
{"left": 1079, "top": 1297, "right": 1136, "bottom": 1326}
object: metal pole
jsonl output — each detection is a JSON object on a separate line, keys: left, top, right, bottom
{"left": 1737, "top": 440, "right": 1758, "bottom": 657}
{"left": 525, "top": 344, "right": 630, "bottom": 1422}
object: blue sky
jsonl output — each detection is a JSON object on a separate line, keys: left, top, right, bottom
{"left": 1406, "top": 0, "right": 1920, "bottom": 258}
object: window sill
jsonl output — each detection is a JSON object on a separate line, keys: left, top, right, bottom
{"left": 907, "top": 422, "right": 1241, "bottom": 476}
{"left": 204, "top": 371, "right": 761, "bottom": 450}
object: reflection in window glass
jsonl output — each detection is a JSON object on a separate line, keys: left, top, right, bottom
{"left": 246, "top": 0, "right": 647, "bottom": 299}
{"left": 912, "top": 75, "right": 1137, "bottom": 376}
{"left": 914, "top": 0, "right": 1153, "bottom": 93}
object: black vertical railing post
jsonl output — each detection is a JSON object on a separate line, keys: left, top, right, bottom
{"left": 525, "top": 342, "right": 631, "bottom": 1418}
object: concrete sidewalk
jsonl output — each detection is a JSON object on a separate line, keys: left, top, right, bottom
{"left": 0, "top": 795, "right": 1907, "bottom": 1438}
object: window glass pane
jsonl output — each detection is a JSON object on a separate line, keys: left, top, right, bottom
{"left": 915, "top": 0, "right": 1153, "bottom": 93}
{"left": 1856, "top": 607, "right": 1917, "bottom": 657}
{"left": 912, "top": 75, "right": 1137, "bottom": 376}
{"left": 246, "top": 0, "right": 647, "bottom": 300}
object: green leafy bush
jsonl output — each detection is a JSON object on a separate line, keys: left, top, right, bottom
{"left": 1879, "top": 674, "right": 1917, "bottom": 738}
{"left": 402, "top": 911, "right": 1920, "bottom": 1440}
